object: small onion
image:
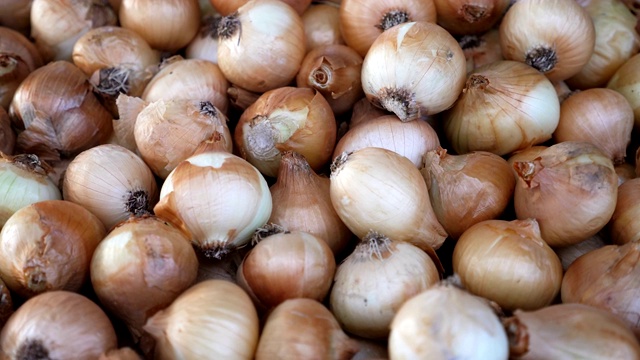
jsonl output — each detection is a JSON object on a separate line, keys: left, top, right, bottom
{"left": 236, "top": 230, "right": 336, "bottom": 310}
{"left": 453, "top": 219, "right": 563, "bottom": 311}
{"left": 330, "top": 231, "right": 440, "bottom": 339}
{"left": 154, "top": 150, "right": 272, "bottom": 258}
{"left": 62, "top": 144, "right": 159, "bottom": 230}
{"left": 361, "top": 21, "right": 466, "bottom": 121}
{"left": 389, "top": 281, "right": 509, "bottom": 359}
{"left": 513, "top": 141, "right": 618, "bottom": 247}
{"left": 0, "top": 291, "right": 117, "bottom": 359}
{"left": 0, "top": 200, "right": 105, "bottom": 298}
{"left": 143, "top": 280, "right": 259, "bottom": 360}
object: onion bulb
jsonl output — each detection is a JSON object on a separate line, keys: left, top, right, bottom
{"left": 361, "top": 21, "right": 466, "bottom": 121}
{"left": 154, "top": 150, "right": 272, "bottom": 258}
{"left": 513, "top": 141, "right": 618, "bottom": 247}
{"left": 608, "top": 53, "right": 640, "bottom": 128}
{"left": 389, "top": 280, "right": 509, "bottom": 359}
{"left": 302, "top": 4, "right": 344, "bottom": 51}
{"left": 330, "top": 231, "right": 440, "bottom": 339}
{"left": 236, "top": 230, "right": 336, "bottom": 310}
{"left": 216, "top": 0, "right": 306, "bottom": 93}
{"left": 186, "top": 15, "right": 222, "bottom": 64}
{"left": 453, "top": 219, "right": 563, "bottom": 311}
{"left": 0, "top": 27, "right": 43, "bottom": 110}
{"left": 0, "top": 0, "right": 33, "bottom": 34}
{"left": 0, "top": 291, "right": 117, "bottom": 359}
{"left": 443, "top": 60, "right": 560, "bottom": 156}
{"left": 255, "top": 298, "right": 360, "bottom": 360}
{"left": 0, "top": 200, "right": 105, "bottom": 298}
{"left": 433, "top": 0, "right": 510, "bottom": 35}
{"left": 330, "top": 147, "right": 447, "bottom": 250}
{"left": 610, "top": 177, "right": 640, "bottom": 245}
{"left": 143, "top": 280, "right": 259, "bottom": 360}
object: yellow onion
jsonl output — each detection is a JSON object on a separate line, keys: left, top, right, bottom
{"left": 62, "top": 144, "right": 159, "bottom": 230}
{"left": 330, "top": 230, "right": 440, "bottom": 339}
{"left": 0, "top": 27, "right": 43, "bottom": 110}
{"left": 608, "top": 53, "right": 640, "bottom": 128}
{"left": 255, "top": 299, "right": 359, "bottom": 360}
{"left": 389, "top": 280, "right": 509, "bottom": 359}
{"left": 421, "top": 148, "right": 515, "bottom": 239}
{"left": 236, "top": 230, "right": 336, "bottom": 310}
{"left": 143, "top": 280, "right": 259, "bottom": 360}
{"left": 553, "top": 88, "right": 634, "bottom": 165}
{"left": 209, "top": 0, "right": 312, "bottom": 15}
{"left": 507, "top": 145, "right": 548, "bottom": 180}
{"left": 513, "top": 141, "right": 618, "bottom": 247}
{"left": 268, "top": 151, "right": 353, "bottom": 255}
{"left": 453, "top": 219, "right": 563, "bottom": 311}
{"left": 361, "top": 21, "right": 466, "bottom": 121}
{"left": 185, "top": 15, "right": 222, "bottom": 64}
{"left": 302, "top": 4, "right": 344, "bottom": 52}
{"left": 339, "top": 0, "right": 437, "bottom": 57}
{"left": 119, "top": 0, "right": 201, "bottom": 52}
{"left": 0, "top": 200, "right": 105, "bottom": 298}
{"left": 216, "top": 0, "right": 306, "bottom": 93}
{"left": 567, "top": 0, "right": 640, "bottom": 89}
{"left": 9, "top": 61, "right": 113, "bottom": 161}
{"left": 0, "top": 291, "right": 117, "bottom": 359}
{"left": 444, "top": 60, "right": 560, "bottom": 156}
{"left": 504, "top": 303, "right": 640, "bottom": 359}
{"left": 234, "top": 87, "right": 336, "bottom": 178}
{"left": 433, "top": 0, "right": 510, "bottom": 35}
{"left": 334, "top": 115, "right": 440, "bottom": 168}
{"left": 562, "top": 241, "right": 640, "bottom": 337}
{"left": 0, "top": 153, "right": 61, "bottom": 227}
{"left": 90, "top": 215, "right": 198, "bottom": 343}
{"left": 330, "top": 147, "right": 447, "bottom": 250}
{"left": 348, "top": 97, "right": 390, "bottom": 129}
{"left": 499, "top": 0, "right": 596, "bottom": 82}
{"left": 610, "top": 177, "right": 640, "bottom": 245}
{"left": 154, "top": 150, "right": 272, "bottom": 258}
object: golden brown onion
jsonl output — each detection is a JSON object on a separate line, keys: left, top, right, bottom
{"left": 302, "top": 4, "right": 344, "bottom": 51}
{"left": 433, "top": 0, "right": 510, "bottom": 35}
{"left": 0, "top": 27, "right": 43, "bottom": 110}
{"left": 610, "top": 177, "right": 640, "bottom": 245}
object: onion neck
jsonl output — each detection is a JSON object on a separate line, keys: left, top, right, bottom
{"left": 503, "top": 317, "right": 529, "bottom": 358}
{"left": 97, "top": 67, "right": 131, "bottom": 96}
{"left": 310, "top": 62, "right": 332, "bottom": 90}
{"left": 199, "top": 101, "right": 218, "bottom": 117}
{"left": 376, "top": 10, "right": 411, "bottom": 31}
{"left": 355, "top": 231, "right": 393, "bottom": 261}
{"left": 125, "top": 189, "right": 151, "bottom": 216}
{"left": 330, "top": 151, "right": 350, "bottom": 177}
{"left": 277, "top": 151, "right": 319, "bottom": 187}
{"left": 467, "top": 74, "right": 490, "bottom": 91}
{"left": 200, "top": 15, "right": 222, "bottom": 39}
{"left": 16, "top": 338, "right": 51, "bottom": 360}
{"left": 376, "top": 87, "right": 418, "bottom": 122}
{"left": 513, "top": 160, "right": 542, "bottom": 186}
{"left": 0, "top": 55, "right": 18, "bottom": 77}
{"left": 217, "top": 12, "right": 240, "bottom": 39}
{"left": 9, "top": 153, "right": 51, "bottom": 177}
{"left": 525, "top": 46, "right": 557, "bottom": 73}
{"left": 193, "top": 131, "right": 229, "bottom": 154}
{"left": 461, "top": 4, "right": 488, "bottom": 23}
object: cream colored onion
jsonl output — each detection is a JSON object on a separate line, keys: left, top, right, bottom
{"left": 444, "top": 60, "right": 560, "bottom": 156}
{"left": 389, "top": 281, "right": 509, "bottom": 360}
{"left": 302, "top": 4, "right": 344, "bottom": 51}
{"left": 154, "top": 150, "right": 272, "bottom": 258}
{"left": 330, "top": 231, "right": 440, "bottom": 339}
{"left": 361, "top": 21, "right": 466, "bottom": 121}
{"left": 333, "top": 115, "right": 440, "bottom": 168}
{"left": 513, "top": 141, "right": 618, "bottom": 247}
{"left": 209, "top": 0, "right": 312, "bottom": 15}
{"left": 143, "top": 280, "right": 259, "bottom": 360}
{"left": 330, "top": 147, "right": 447, "bottom": 250}
{"left": 185, "top": 15, "right": 221, "bottom": 64}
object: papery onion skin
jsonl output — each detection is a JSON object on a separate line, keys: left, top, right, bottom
{"left": 236, "top": 231, "right": 336, "bottom": 310}
{"left": 553, "top": 88, "right": 633, "bottom": 165}
{"left": 143, "top": 280, "right": 259, "bottom": 360}
{"left": 608, "top": 53, "right": 640, "bottom": 128}
{"left": 302, "top": 4, "right": 344, "bottom": 52}
{"left": 361, "top": 21, "right": 466, "bottom": 121}
{"left": 389, "top": 281, "right": 509, "bottom": 360}
{"left": 255, "top": 298, "right": 360, "bottom": 360}
{"left": 0, "top": 291, "right": 118, "bottom": 360}
{"left": 90, "top": 215, "right": 199, "bottom": 340}
{"left": 0, "top": 27, "right": 43, "bottom": 110}
{"left": 268, "top": 151, "right": 353, "bottom": 255}
{"left": 610, "top": 178, "right": 640, "bottom": 245}
{"left": 334, "top": 115, "right": 440, "bottom": 168}
{"left": 421, "top": 148, "right": 515, "bottom": 239}
{"left": 330, "top": 147, "right": 447, "bottom": 250}
{"left": 0, "top": 153, "right": 61, "bottom": 227}
{"left": 504, "top": 303, "right": 640, "bottom": 359}
{"left": 154, "top": 151, "right": 272, "bottom": 259}
{"left": 513, "top": 141, "right": 618, "bottom": 247}
{"left": 0, "top": 0, "right": 33, "bottom": 35}
{"left": 234, "top": 87, "right": 337, "bottom": 178}
{"left": 453, "top": 219, "right": 564, "bottom": 311}
{"left": 9, "top": 61, "right": 114, "bottom": 161}
{"left": 507, "top": 145, "right": 548, "bottom": 180}
{"left": 444, "top": 60, "right": 560, "bottom": 156}
{"left": 567, "top": 0, "right": 640, "bottom": 89}
{"left": 62, "top": 144, "right": 159, "bottom": 230}
{"left": 561, "top": 242, "right": 640, "bottom": 338}
{"left": 329, "top": 232, "right": 440, "bottom": 339}
{"left": 119, "top": 0, "right": 200, "bottom": 52}
{"left": 209, "top": 0, "right": 312, "bottom": 15}
{"left": 499, "top": 0, "right": 596, "bottom": 82}
{"left": 142, "top": 57, "right": 229, "bottom": 116}
{"left": 339, "top": 0, "right": 437, "bottom": 57}
{"left": 216, "top": 0, "right": 306, "bottom": 93}
{"left": 434, "top": 0, "right": 511, "bottom": 35}
{"left": 555, "top": 233, "right": 607, "bottom": 271}
{"left": 0, "top": 200, "right": 105, "bottom": 298}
